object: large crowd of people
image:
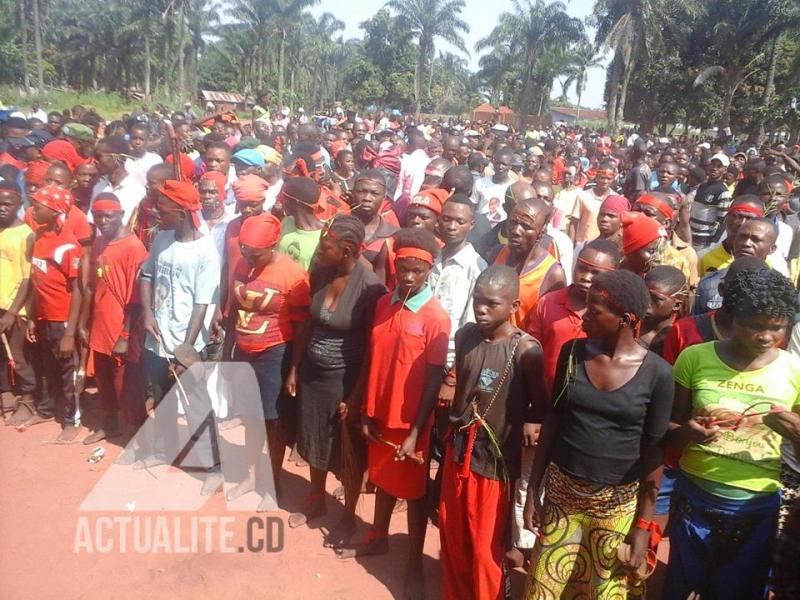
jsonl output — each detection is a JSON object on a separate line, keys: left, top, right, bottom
{"left": 1, "top": 100, "right": 800, "bottom": 599}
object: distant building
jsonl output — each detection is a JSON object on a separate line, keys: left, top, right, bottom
{"left": 471, "top": 102, "right": 515, "bottom": 125}
{"left": 549, "top": 106, "right": 607, "bottom": 125}
{"left": 199, "top": 90, "right": 247, "bottom": 113}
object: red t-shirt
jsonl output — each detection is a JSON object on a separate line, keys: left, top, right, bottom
{"left": 527, "top": 286, "right": 587, "bottom": 395}
{"left": 364, "top": 291, "right": 450, "bottom": 429}
{"left": 25, "top": 205, "right": 93, "bottom": 246}
{"left": 661, "top": 311, "right": 718, "bottom": 365}
{"left": 551, "top": 157, "right": 566, "bottom": 186}
{"left": 31, "top": 228, "right": 81, "bottom": 321}
{"left": 89, "top": 233, "right": 148, "bottom": 356}
{"left": 231, "top": 252, "right": 310, "bottom": 354}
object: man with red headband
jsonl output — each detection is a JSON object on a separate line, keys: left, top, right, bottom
{"left": 697, "top": 195, "right": 788, "bottom": 276}
{"left": 338, "top": 228, "right": 448, "bottom": 600}
{"left": 0, "top": 181, "right": 35, "bottom": 423}
{"left": 576, "top": 163, "right": 615, "bottom": 243}
{"left": 198, "top": 171, "right": 235, "bottom": 258}
{"left": 91, "top": 136, "right": 147, "bottom": 227}
{"left": 79, "top": 193, "right": 148, "bottom": 446}
{"left": 19, "top": 184, "right": 83, "bottom": 441}
{"left": 138, "top": 179, "right": 221, "bottom": 476}
{"left": 619, "top": 211, "right": 666, "bottom": 276}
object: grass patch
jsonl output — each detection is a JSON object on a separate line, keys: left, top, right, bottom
{"left": 0, "top": 86, "right": 175, "bottom": 119}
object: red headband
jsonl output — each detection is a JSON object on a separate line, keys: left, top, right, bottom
{"left": 395, "top": 247, "right": 434, "bottom": 265}
{"left": 636, "top": 194, "right": 674, "bottom": 220}
{"left": 92, "top": 196, "right": 122, "bottom": 213}
{"left": 729, "top": 203, "right": 764, "bottom": 218}
{"left": 577, "top": 256, "right": 616, "bottom": 272}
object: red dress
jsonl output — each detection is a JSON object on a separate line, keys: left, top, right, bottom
{"left": 364, "top": 289, "right": 450, "bottom": 499}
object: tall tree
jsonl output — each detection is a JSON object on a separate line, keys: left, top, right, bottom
{"left": 477, "top": 0, "right": 583, "bottom": 126}
{"left": 31, "top": 0, "right": 43, "bottom": 91}
{"left": 593, "top": 0, "right": 701, "bottom": 133}
{"left": 691, "top": 0, "right": 791, "bottom": 132}
{"left": 268, "top": 0, "right": 320, "bottom": 106}
{"left": 385, "top": 0, "right": 470, "bottom": 117}
{"left": 18, "top": 0, "right": 30, "bottom": 93}
{"left": 562, "top": 41, "right": 603, "bottom": 123}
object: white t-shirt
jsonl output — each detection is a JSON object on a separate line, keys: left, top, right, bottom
{"left": 394, "top": 149, "right": 430, "bottom": 201}
{"left": 471, "top": 175, "right": 513, "bottom": 223}
{"left": 140, "top": 231, "right": 220, "bottom": 356}
{"left": 125, "top": 152, "right": 163, "bottom": 187}
{"left": 784, "top": 322, "right": 800, "bottom": 473}
{"left": 199, "top": 212, "right": 237, "bottom": 258}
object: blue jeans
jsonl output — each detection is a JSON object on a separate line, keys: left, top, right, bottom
{"left": 663, "top": 472, "right": 780, "bottom": 600}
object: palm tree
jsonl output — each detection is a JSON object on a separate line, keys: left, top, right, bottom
{"left": 692, "top": 0, "right": 795, "bottom": 133}
{"left": 562, "top": 41, "right": 603, "bottom": 123}
{"left": 385, "top": 0, "right": 470, "bottom": 118}
{"left": 593, "top": 0, "right": 702, "bottom": 133}
{"left": 477, "top": 0, "right": 583, "bottom": 127}
{"left": 227, "top": 0, "right": 275, "bottom": 91}
{"left": 31, "top": 0, "right": 43, "bottom": 92}
{"left": 18, "top": 0, "right": 30, "bottom": 93}
{"left": 267, "top": 0, "right": 320, "bottom": 106}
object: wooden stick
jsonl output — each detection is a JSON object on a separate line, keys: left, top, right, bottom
{"left": 377, "top": 435, "right": 424, "bottom": 465}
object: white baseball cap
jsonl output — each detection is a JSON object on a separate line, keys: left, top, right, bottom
{"left": 710, "top": 152, "right": 730, "bottom": 167}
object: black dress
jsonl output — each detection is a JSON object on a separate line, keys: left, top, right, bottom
{"left": 296, "top": 261, "right": 386, "bottom": 471}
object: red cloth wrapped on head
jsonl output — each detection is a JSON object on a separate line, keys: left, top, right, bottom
{"left": 156, "top": 179, "right": 202, "bottom": 228}
{"left": 239, "top": 212, "right": 282, "bottom": 249}
{"left": 232, "top": 174, "right": 269, "bottom": 204}
{"left": 622, "top": 211, "right": 665, "bottom": 256}
{"left": 41, "top": 140, "right": 86, "bottom": 173}
{"left": 409, "top": 188, "right": 449, "bottom": 215}
{"left": 199, "top": 171, "right": 227, "bottom": 207}
{"left": 599, "top": 194, "right": 630, "bottom": 215}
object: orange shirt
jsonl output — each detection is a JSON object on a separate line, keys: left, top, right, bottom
{"left": 494, "top": 246, "right": 559, "bottom": 329}
{"left": 364, "top": 288, "right": 450, "bottom": 430}
{"left": 231, "top": 252, "right": 310, "bottom": 354}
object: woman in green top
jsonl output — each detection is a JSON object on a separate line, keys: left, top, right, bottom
{"left": 665, "top": 268, "right": 800, "bottom": 600}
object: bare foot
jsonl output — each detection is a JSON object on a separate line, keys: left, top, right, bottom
{"left": 83, "top": 429, "right": 108, "bottom": 445}
{"left": 323, "top": 516, "right": 357, "bottom": 548}
{"left": 17, "top": 412, "right": 53, "bottom": 430}
{"left": 7, "top": 403, "right": 35, "bottom": 427}
{"left": 226, "top": 473, "right": 256, "bottom": 501}
{"left": 336, "top": 532, "right": 389, "bottom": 559}
{"left": 403, "top": 561, "right": 426, "bottom": 600}
{"left": 332, "top": 485, "right": 345, "bottom": 500}
{"left": 256, "top": 494, "right": 278, "bottom": 512}
{"left": 288, "top": 493, "right": 326, "bottom": 528}
{"left": 218, "top": 417, "right": 243, "bottom": 431}
{"left": 56, "top": 424, "right": 81, "bottom": 443}
{"left": 201, "top": 472, "right": 224, "bottom": 496}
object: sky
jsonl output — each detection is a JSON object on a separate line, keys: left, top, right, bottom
{"left": 310, "top": 0, "right": 609, "bottom": 109}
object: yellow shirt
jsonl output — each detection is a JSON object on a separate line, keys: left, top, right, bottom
{"left": 697, "top": 243, "right": 732, "bottom": 276}
{"left": 0, "top": 223, "right": 33, "bottom": 316}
